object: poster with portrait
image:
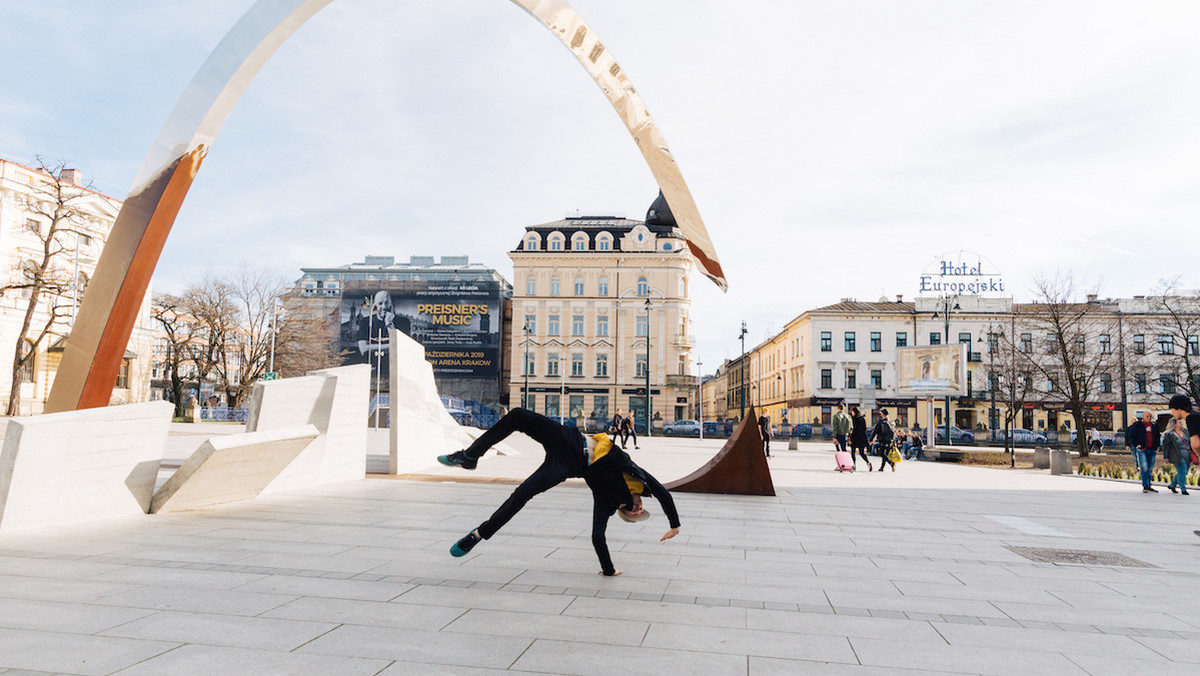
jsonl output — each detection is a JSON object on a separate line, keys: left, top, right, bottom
{"left": 896, "top": 344, "right": 967, "bottom": 397}
{"left": 339, "top": 280, "right": 502, "bottom": 386}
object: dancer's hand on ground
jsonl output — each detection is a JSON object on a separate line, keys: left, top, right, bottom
{"left": 661, "top": 527, "right": 680, "bottom": 542}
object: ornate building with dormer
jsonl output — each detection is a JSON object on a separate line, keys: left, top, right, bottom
{"left": 508, "top": 193, "right": 698, "bottom": 431}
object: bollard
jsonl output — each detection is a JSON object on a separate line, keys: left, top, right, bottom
{"left": 1033, "top": 447, "right": 1050, "bottom": 470}
{"left": 788, "top": 437, "right": 798, "bottom": 450}
{"left": 1050, "top": 449, "right": 1072, "bottom": 475}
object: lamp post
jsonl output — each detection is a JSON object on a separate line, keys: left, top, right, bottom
{"left": 697, "top": 359, "right": 704, "bottom": 440}
{"left": 268, "top": 297, "right": 280, "bottom": 375}
{"left": 522, "top": 321, "right": 531, "bottom": 409}
{"left": 932, "top": 295, "right": 960, "bottom": 444}
{"left": 644, "top": 296, "right": 652, "bottom": 438}
{"left": 738, "top": 321, "right": 748, "bottom": 419}
{"left": 777, "top": 373, "right": 784, "bottom": 430}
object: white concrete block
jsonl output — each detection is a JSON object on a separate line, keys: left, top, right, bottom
{"left": 387, "top": 330, "right": 512, "bottom": 474}
{"left": 150, "top": 425, "right": 319, "bottom": 513}
{"left": 0, "top": 401, "right": 171, "bottom": 534}
{"left": 246, "top": 364, "right": 370, "bottom": 494}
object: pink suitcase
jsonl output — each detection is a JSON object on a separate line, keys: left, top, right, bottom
{"left": 835, "top": 450, "right": 855, "bottom": 472}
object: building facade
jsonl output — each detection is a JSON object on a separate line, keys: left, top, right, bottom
{"left": 0, "top": 158, "right": 154, "bottom": 414}
{"left": 509, "top": 196, "right": 698, "bottom": 429}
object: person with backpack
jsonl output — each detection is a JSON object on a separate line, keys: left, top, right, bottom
{"left": 832, "top": 404, "right": 852, "bottom": 456}
{"left": 849, "top": 406, "right": 871, "bottom": 470}
{"left": 871, "top": 408, "right": 897, "bottom": 472}
{"left": 621, "top": 414, "right": 639, "bottom": 449}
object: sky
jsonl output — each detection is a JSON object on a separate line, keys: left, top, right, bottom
{"left": 2, "top": 0, "right": 1198, "bottom": 374}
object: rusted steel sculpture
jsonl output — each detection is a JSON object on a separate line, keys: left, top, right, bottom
{"left": 666, "top": 407, "right": 775, "bottom": 497}
{"left": 46, "top": 0, "right": 726, "bottom": 413}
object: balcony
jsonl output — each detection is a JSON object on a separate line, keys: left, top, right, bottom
{"left": 665, "top": 374, "right": 698, "bottom": 389}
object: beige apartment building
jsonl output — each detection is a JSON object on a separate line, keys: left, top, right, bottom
{"left": 508, "top": 196, "right": 698, "bottom": 429}
{"left": 0, "top": 158, "right": 154, "bottom": 414}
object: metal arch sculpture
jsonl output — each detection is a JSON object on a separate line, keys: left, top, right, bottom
{"left": 45, "top": 0, "right": 726, "bottom": 413}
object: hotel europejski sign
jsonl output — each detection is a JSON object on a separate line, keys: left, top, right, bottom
{"left": 919, "top": 254, "right": 1004, "bottom": 295}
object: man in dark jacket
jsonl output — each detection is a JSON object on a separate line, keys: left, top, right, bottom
{"left": 1125, "top": 410, "right": 1162, "bottom": 493}
{"left": 438, "top": 408, "right": 679, "bottom": 575}
{"left": 758, "top": 413, "right": 772, "bottom": 457}
{"left": 870, "top": 408, "right": 896, "bottom": 472}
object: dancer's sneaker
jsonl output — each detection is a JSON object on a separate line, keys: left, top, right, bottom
{"left": 450, "top": 530, "right": 482, "bottom": 557}
{"left": 437, "top": 450, "right": 477, "bottom": 470}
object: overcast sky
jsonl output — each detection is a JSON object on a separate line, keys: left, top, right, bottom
{"left": 2, "top": 0, "right": 1197, "bottom": 373}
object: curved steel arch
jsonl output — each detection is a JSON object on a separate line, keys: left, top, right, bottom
{"left": 46, "top": 0, "right": 725, "bottom": 412}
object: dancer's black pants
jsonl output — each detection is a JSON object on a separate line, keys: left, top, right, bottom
{"left": 464, "top": 408, "right": 587, "bottom": 540}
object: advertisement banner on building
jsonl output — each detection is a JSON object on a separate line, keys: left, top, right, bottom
{"left": 339, "top": 280, "right": 502, "bottom": 383}
{"left": 896, "top": 344, "right": 967, "bottom": 397}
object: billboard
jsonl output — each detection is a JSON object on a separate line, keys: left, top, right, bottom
{"left": 339, "top": 280, "right": 502, "bottom": 385}
{"left": 896, "top": 344, "right": 966, "bottom": 397}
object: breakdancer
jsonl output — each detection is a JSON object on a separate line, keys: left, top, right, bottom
{"left": 438, "top": 408, "right": 680, "bottom": 576}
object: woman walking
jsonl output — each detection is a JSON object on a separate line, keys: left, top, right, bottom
{"left": 1164, "top": 417, "right": 1190, "bottom": 496}
{"left": 849, "top": 406, "right": 871, "bottom": 471}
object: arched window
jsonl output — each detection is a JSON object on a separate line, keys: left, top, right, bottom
{"left": 596, "top": 232, "right": 613, "bottom": 251}
{"left": 571, "top": 232, "right": 589, "bottom": 251}
{"left": 525, "top": 276, "right": 536, "bottom": 295}
{"left": 598, "top": 277, "right": 609, "bottom": 296}
{"left": 637, "top": 276, "right": 648, "bottom": 297}
{"left": 16, "top": 339, "right": 35, "bottom": 384}
{"left": 548, "top": 232, "right": 565, "bottom": 251}
{"left": 573, "top": 276, "right": 584, "bottom": 295}
{"left": 525, "top": 235, "right": 539, "bottom": 251}
{"left": 550, "top": 276, "right": 561, "bottom": 296}
{"left": 663, "top": 242, "right": 673, "bottom": 251}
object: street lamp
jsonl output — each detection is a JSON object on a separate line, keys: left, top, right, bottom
{"left": 522, "top": 321, "right": 532, "bottom": 409}
{"left": 697, "top": 359, "right": 704, "bottom": 440}
{"left": 644, "top": 296, "right": 652, "bottom": 438}
{"left": 738, "top": 321, "right": 748, "bottom": 419}
{"left": 777, "top": 373, "right": 784, "bottom": 429}
{"left": 931, "top": 295, "right": 961, "bottom": 445}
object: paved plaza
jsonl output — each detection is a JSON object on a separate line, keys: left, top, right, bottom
{"left": 1, "top": 427, "right": 1198, "bottom": 675}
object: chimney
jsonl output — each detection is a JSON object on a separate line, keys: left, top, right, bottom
{"left": 895, "top": 294, "right": 904, "bottom": 303}
{"left": 60, "top": 169, "right": 82, "bottom": 185}
{"left": 1086, "top": 294, "right": 1098, "bottom": 303}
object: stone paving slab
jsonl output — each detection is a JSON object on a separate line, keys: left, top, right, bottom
{"left": 0, "top": 434, "right": 1198, "bottom": 673}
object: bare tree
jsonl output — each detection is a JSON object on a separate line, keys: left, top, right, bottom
{"left": 273, "top": 292, "right": 343, "bottom": 378}
{"left": 1150, "top": 280, "right": 1200, "bottom": 405}
{"left": 216, "top": 266, "right": 282, "bottom": 408}
{"left": 0, "top": 159, "right": 104, "bottom": 415}
{"left": 180, "top": 273, "right": 238, "bottom": 398}
{"left": 1016, "top": 272, "right": 1122, "bottom": 457}
{"left": 151, "top": 293, "right": 194, "bottom": 418}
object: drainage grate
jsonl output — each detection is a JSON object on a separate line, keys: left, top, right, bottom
{"left": 1006, "top": 546, "right": 1155, "bottom": 568}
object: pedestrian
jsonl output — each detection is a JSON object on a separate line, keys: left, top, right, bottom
{"left": 1125, "top": 410, "right": 1161, "bottom": 493}
{"left": 849, "top": 406, "right": 871, "bottom": 471}
{"left": 758, "top": 412, "right": 772, "bottom": 457}
{"left": 622, "top": 414, "right": 639, "bottom": 449}
{"left": 871, "top": 408, "right": 897, "bottom": 472}
{"left": 1087, "top": 427, "right": 1103, "bottom": 454}
{"left": 438, "top": 408, "right": 680, "bottom": 575}
{"left": 1162, "top": 417, "right": 1189, "bottom": 496}
{"left": 609, "top": 408, "right": 623, "bottom": 435}
{"left": 1168, "top": 395, "right": 1199, "bottom": 497}
{"left": 832, "top": 404, "right": 852, "bottom": 457}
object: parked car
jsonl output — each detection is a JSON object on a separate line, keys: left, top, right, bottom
{"left": 790, "top": 423, "right": 813, "bottom": 439}
{"left": 703, "top": 420, "right": 734, "bottom": 436}
{"left": 934, "top": 426, "right": 975, "bottom": 443}
{"left": 1003, "top": 428, "right": 1047, "bottom": 444}
{"left": 1069, "top": 430, "right": 1118, "bottom": 447}
{"left": 663, "top": 420, "right": 701, "bottom": 437}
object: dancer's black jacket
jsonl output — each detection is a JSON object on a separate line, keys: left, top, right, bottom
{"left": 584, "top": 444, "right": 680, "bottom": 575}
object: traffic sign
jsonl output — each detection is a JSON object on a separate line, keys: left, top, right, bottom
{"left": 262, "top": 372, "right": 279, "bottom": 381}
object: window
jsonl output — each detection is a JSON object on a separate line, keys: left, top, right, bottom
{"left": 1134, "top": 373, "right": 1147, "bottom": 394}
{"left": 548, "top": 315, "right": 560, "bottom": 336}
{"left": 1190, "top": 335, "right": 1199, "bottom": 356}
{"left": 596, "top": 354, "right": 608, "bottom": 377}
{"left": 598, "top": 277, "right": 609, "bottom": 296}
{"left": 820, "top": 369, "right": 832, "bottom": 389}
{"left": 845, "top": 369, "right": 856, "bottom": 389}
{"left": 545, "top": 394, "right": 560, "bottom": 417}
{"left": 571, "top": 354, "right": 584, "bottom": 377}
{"left": 525, "top": 276, "right": 536, "bottom": 295}
{"left": 524, "top": 352, "right": 535, "bottom": 376}
{"left": 523, "top": 315, "right": 536, "bottom": 336}
{"left": 896, "top": 332, "right": 907, "bottom": 347}
{"left": 870, "top": 370, "right": 882, "bottom": 389}
{"left": 525, "top": 235, "right": 538, "bottom": 251}
{"left": 1133, "top": 334, "right": 1145, "bottom": 355}
{"left": 550, "top": 277, "right": 560, "bottom": 296}
{"left": 930, "top": 332, "right": 941, "bottom": 345}
{"left": 636, "top": 315, "right": 648, "bottom": 337}
{"left": 572, "top": 315, "right": 583, "bottom": 336}
{"left": 1099, "top": 334, "right": 1111, "bottom": 354}
{"left": 1020, "top": 333, "right": 1032, "bottom": 353}
{"left": 1161, "top": 374, "right": 1176, "bottom": 394}
{"left": 1075, "top": 335, "right": 1086, "bottom": 354}
{"left": 1045, "top": 333, "right": 1058, "bottom": 354}
{"left": 870, "top": 332, "right": 881, "bottom": 352}
{"left": 987, "top": 332, "right": 998, "bottom": 354}
{"left": 569, "top": 394, "right": 584, "bottom": 417}
{"left": 637, "top": 277, "right": 648, "bottom": 296}
{"left": 572, "top": 234, "right": 587, "bottom": 251}
{"left": 550, "top": 237, "right": 563, "bottom": 251}
{"left": 598, "top": 238, "right": 611, "bottom": 251}
{"left": 844, "top": 332, "right": 856, "bottom": 352}
{"left": 547, "top": 353, "right": 560, "bottom": 376}
{"left": 115, "top": 358, "right": 131, "bottom": 389}
{"left": 597, "top": 315, "right": 609, "bottom": 337}
{"left": 958, "top": 332, "right": 972, "bottom": 345}
{"left": 1159, "top": 335, "right": 1174, "bottom": 355}
{"left": 1046, "top": 379, "right": 1055, "bottom": 393}
{"left": 16, "top": 339, "right": 35, "bottom": 383}
{"left": 636, "top": 354, "right": 648, "bottom": 378}
{"left": 1100, "top": 373, "right": 1112, "bottom": 393}
{"left": 23, "top": 218, "right": 39, "bottom": 235}
{"left": 574, "top": 277, "right": 584, "bottom": 295}
{"left": 820, "top": 332, "right": 832, "bottom": 352}
{"left": 593, "top": 395, "right": 609, "bottom": 418}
